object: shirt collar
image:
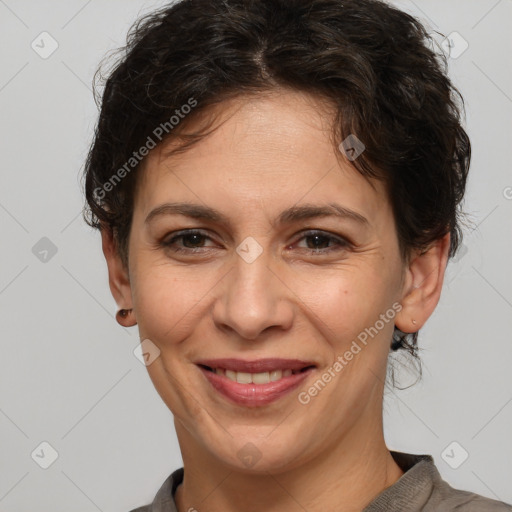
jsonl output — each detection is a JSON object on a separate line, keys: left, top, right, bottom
{"left": 363, "top": 451, "right": 439, "bottom": 511}
{"left": 145, "top": 451, "right": 438, "bottom": 512}
{"left": 146, "top": 467, "right": 183, "bottom": 512}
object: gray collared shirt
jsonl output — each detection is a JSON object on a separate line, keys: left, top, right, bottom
{"left": 130, "top": 451, "right": 511, "bottom": 511}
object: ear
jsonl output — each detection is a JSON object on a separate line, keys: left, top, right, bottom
{"left": 100, "top": 223, "right": 133, "bottom": 312}
{"left": 394, "top": 232, "right": 451, "bottom": 333}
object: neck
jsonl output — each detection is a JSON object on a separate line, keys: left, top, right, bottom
{"left": 174, "top": 416, "right": 404, "bottom": 512}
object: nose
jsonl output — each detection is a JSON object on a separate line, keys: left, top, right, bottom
{"left": 212, "top": 249, "right": 294, "bottom": 340}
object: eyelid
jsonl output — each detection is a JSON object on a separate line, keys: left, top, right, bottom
{"left": 290, "top": 229, "right": 351, "bottom": 251}
{"left": 161, "top": 228, "right": 351, "bottom": 255}
{"left": 162, "top": 229, "right": 217, "bottom": 246}
{"left": 294, "top": 229, "right": 349, "bottom": 243}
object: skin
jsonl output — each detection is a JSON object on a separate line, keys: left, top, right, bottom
{"left": 102, "top": 87, "right": 450, "bottom": 512}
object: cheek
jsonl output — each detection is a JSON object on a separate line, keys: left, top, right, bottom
{"left": 292, "top": 264, "right": 394, "bottom": 343}
{"left": 131, "top": 260, "right": 215, "bottom": 345}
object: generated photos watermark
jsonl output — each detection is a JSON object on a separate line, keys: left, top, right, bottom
{"left": 298, "top": 301, "right": 403, "bottom": 404}
{"left": 93, "top": 97, "right": 198, "bottom": 201}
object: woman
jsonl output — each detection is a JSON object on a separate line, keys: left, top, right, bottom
{"left": 83, "top": 0, "right": 511, "bottom": 510}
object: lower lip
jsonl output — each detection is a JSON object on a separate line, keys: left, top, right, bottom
{"left": 198, "top": 366, "right": 315, "bottom": 407}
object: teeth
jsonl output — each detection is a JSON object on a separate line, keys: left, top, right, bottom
{"left": 236, "top": 371, "right": 252, "bottom": 384}
{"left": 213, "top": 368, "right": 295, "bottom": 384}
{"left": 270, "top": 369, "right": 282, "bottom": 381}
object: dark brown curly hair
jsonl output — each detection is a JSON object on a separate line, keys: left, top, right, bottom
{"left": 82, "top": 0, "right": 471, "bottom": 364}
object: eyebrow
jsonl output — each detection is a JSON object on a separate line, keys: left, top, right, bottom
{"left": 144, "top": 202, "right": 370, "bottom": 228}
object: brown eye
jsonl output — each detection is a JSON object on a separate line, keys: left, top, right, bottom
{"left": 293, "top": 230, "right": 350, "bottom": 253}
{"left": 161, "top": 230, "right": 215, "bottom": 252}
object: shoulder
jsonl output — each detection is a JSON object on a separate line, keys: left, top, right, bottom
{"left": 127, "top": 467, "right": 184, "bottom": 512}
{"left": 401, "top": 451, "right": 512, "bottom": 511}
{"left": 428, "top": 476, "right": 512, "bottom": 511}
{"left": 366, "top": 451, "right": 512, "bottom": 512}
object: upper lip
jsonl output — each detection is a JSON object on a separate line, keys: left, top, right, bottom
{"left": 195, "top": 358, "right": 316, "bottom": 373}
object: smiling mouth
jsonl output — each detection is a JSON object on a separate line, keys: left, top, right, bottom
{"left": 198, "top": 364, "right": 315, "bottom": 384}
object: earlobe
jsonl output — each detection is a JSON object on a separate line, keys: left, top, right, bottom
{"left": 394, "top": 233, "right": 451, "bottom": 333}
{"left": 115, "top": 308, "right": 136, "bottom": 327}
{"left": 100, "top": 223, "right": 134, "bottom": 316}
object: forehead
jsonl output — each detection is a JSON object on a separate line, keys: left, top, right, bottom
{"left": 135, "top": 89, "right": 389, "bottom": 226}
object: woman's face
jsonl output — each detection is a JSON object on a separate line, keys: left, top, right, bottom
{"left": 114, "top": 89, "right": 423, "bottom": 472}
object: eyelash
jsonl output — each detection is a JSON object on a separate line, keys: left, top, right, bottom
{"left": 161, "top": 229, "right": 350, "bottom": 255}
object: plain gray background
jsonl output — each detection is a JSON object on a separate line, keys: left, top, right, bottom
{"left": 0, "top": 0, "right": 511, "bottom": 510}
